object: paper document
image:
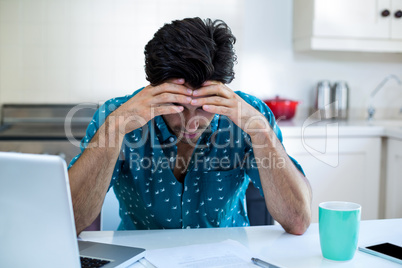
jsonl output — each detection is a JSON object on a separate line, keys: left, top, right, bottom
{"left": 145, "top": 239, "right": 257, "bottom": 268}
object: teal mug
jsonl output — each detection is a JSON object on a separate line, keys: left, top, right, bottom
{"left": 319, "top": 201, "right": 361, "bottom": 261}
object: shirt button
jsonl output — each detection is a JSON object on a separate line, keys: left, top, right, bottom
{"left": 169, "top": 137, "right": 175, "bottom": 142}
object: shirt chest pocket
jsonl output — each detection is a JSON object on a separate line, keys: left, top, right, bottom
{"left": 200, "top": 168, "right": 245, "bottom": 222}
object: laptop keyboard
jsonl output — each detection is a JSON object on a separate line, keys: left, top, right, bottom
{"left": 80, "top": 256, "right": 111, "bottom": 268}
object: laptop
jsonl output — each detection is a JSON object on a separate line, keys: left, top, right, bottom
{"left": 0, "top": 152, "right": 145, "bottom": 268}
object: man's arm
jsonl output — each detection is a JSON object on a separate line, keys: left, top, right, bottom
{"left": 68, "top": 118, "right": 123, "bottom": 234}
{"left": 69, "top": 79, "right": 192, "bottom": 234}
{"left": 249, "top": 130, "right": 312, "bottom": 235}
{"left": 190, "top": 81, "right": 312, "bottom": 235}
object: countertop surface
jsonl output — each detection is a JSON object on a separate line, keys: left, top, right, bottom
{"left": 0, "top": 123, "right": 87, "bottom": 140}
{"left": 80, "top": 218, "right": 402, "bottom": 268}
{"left": 278, "top": 119, "right": 402, "bottom": 139}
{"left": 0, "top": 119, "right": 401, "bottom": 140}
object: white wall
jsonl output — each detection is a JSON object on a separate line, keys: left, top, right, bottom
{"left": 0, "top": 0, "right": 244, "bottom": 104}
{"left": 1, "top": 0, "right": 402, "bottom": 120}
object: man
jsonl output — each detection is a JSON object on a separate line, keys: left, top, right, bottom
{"left": 68, "top": 18, "right": 312, "bottom": 235}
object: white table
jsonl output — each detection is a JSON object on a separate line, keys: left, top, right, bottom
{"left": 80, "top": 218, "right": 402, "bottom": 267}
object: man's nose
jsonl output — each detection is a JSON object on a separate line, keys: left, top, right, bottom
{"left": 185, "top": 115, "right": 199, "bottom": 133}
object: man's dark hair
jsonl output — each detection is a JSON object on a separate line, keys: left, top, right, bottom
{"left": 144, "top": 17, "right": 236, "bottom": 89}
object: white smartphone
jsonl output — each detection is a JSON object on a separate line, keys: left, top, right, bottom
{"left": 358, "top": 242, "right": 402, "bottom": 265}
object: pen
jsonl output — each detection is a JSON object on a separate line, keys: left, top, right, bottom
{"left": 251, "top": 257, "right": 280, "bottom": 268}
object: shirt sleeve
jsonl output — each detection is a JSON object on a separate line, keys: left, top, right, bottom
{"left": 234, "top": 91, "right": 305, "bottom": 197}
{"left": 68, "top": 97, "right": 129, "bottom": 191}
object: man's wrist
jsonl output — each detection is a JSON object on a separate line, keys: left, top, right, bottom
{"left": 94, "top": 115, "right": 124, "bottom": 149}
{"left": 249, "top": 128, "right": 274, "bottom": 147}
{"left": 246, "top": 116, "right": 273, "bottom": 141}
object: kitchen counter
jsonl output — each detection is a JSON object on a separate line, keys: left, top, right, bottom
{"left": 0, "top": 123, "right": 87, "bottom": 140}
{"left": 278, "top": 119, "right": 402, "bottom": 139}
{"left": 1, "top": 116, "right": 401, "bottom": 141}
{"left": 276, "top": 119, "right": 402, "bottom": 222}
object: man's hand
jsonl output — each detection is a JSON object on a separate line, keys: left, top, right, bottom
{"left": 111, "top": 78, "right": 193, "bottom": 135}
{"left": 190, "top": 81, "right": 269, "bottom": 138}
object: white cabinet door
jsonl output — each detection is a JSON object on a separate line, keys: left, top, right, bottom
{"left": 314, "top": 0, "right": 391, "bottom": 39}
{"left": 385, "top": 138, "right": 402, "bottom": 219}
{"left": 293, "top": 0, "right": 402, "bottom": 52}
{"left": 391, "top": 0, "right": 402, "bottom": 39}
{"left": 283, "top": 137, "right": 381, "bottom": 223}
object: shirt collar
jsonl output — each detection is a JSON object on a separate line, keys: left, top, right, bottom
{"left": 153, "top": 115, "right": 175, "bottom": 143}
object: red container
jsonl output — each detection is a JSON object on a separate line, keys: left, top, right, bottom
{"left": 263, "top": 96, "right": 299, "bottom": 120}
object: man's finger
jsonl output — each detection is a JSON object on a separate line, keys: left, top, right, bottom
{"left": 202, "top": 80, "right": 219, "bottom": 86}
{"left": 153, "top": 105, "right": 184, "bottom": 116}
{"left": 193, "top": 85, "right": 231, "bottom": 98}
{"left": 152, "top": 93, "right": 192, "bottom": 105}
{"left": 167, "top": 78, "right": 185, "bottom": 85}
{"left": 191, "top": 96, "right": 232, "bottom": 107}
{"left": 152, "top": 83, "right": 193, "bottom": 96}
{"left": 202, "top": 104, "right": 231, "bottom": 116}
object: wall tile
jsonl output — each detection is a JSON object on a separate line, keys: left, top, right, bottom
{"left": 0, "top": 0, "right": 21, "bottom": 23}
{"left": 70, "top": 68, "right": 91, "bottom": 93}
{"left": 45, "top": 23, "right": 71, "bottom": 46}
{"left": 22, "top": 46, "right": 45, "bottom": 69}
{"left": 115, "top": 0, "right": 138, "bottom": 25}
{"left": 115, "top": 25, "right": 139, "bottom": 47}
{"left": 21, "top": 69, "right": 45, "bottom": 102}
{"left": 0, "top": 45, "right": 22, "bottom": 69}
{"left": 91, "top": 0, "right": 116, "bottom": 25}
{"left": 21, "top": 23, "right": 45, "bottom": 46}
{"left": 70, "top": 23, "right": 91, "bottom": 47}
{"left": 44, "top": 47, "right": 71, "bottom": 70}
{"left": 21, "top": 0, "right": 45, "bottom": 23}
{"left": 90, "top": 23, "right": 116, "bottom": 47}
{"left": 0, "top": 22, "right": 21, "bottom": 45}
{"left": 43, "top": 69, "right": 71, "bottom": 102}
{"left": 45, "top": 0, "right": 71, "bottom": 24}
{"left": 91, "top": 47, "right": 115, "bottom": 70}
{"left": 70, "top": 47, "right": 92, "bottom": 70}
{"left": 114, "top": 46, "right": 137, "bottom": 70}
{"left": 70, "top": 0, "right": 93, "bottom": 24}
{"left": 0, "top": 66, "right": 23, "bottom": 101}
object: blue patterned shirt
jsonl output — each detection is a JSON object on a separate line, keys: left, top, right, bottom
{"left": 69, "top": 88, "right": 304, "bottom": 230}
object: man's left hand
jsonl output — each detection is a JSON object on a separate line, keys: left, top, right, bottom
{"left": 190, "top": 81, "right": 271, "bottom": 139}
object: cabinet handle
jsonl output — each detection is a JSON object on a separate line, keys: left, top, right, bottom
{"left": 381, "top": 9, "right": 390, "bottom": 17}
{"left": 395, "top": 10, "right": 402, "bottom": 19}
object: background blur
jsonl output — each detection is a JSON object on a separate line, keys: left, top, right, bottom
{"left": 1, "top": 0, "right": 402, "bottom": 120}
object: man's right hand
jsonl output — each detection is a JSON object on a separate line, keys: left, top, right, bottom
{"left": 110, "top": 78, "right": 192, "bottom": 136}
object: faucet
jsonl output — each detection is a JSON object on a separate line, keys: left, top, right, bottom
{"left": 367, "top": 74, "right": 402, "bottom": 121}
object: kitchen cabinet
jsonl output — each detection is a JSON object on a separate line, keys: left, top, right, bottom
{"left": 293, "top": 0, "right": 402, "bottom": 52}
{"left": 283, "top": 137, "right": 381, "bottom": 223}
{"left": 385, "top": 138, "right": 402, "bottom": 218}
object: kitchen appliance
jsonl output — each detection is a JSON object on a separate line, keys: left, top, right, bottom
{"left": 264, "top": 96, "right": 299, "bottom": 120}
{"left": 314, "top": 80, "right": 349, "bottom": 120}
{"left": 314, "top": 80, "right": 332, "bottom": 113}
{"left": 333, "top": 81, "right": 349, "bottom": 120}
{"left": 0, "top": 104, "right": 99, "bottom": 230}
{"left": 0, "top": 104, "right": 96, "bottom": 163}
